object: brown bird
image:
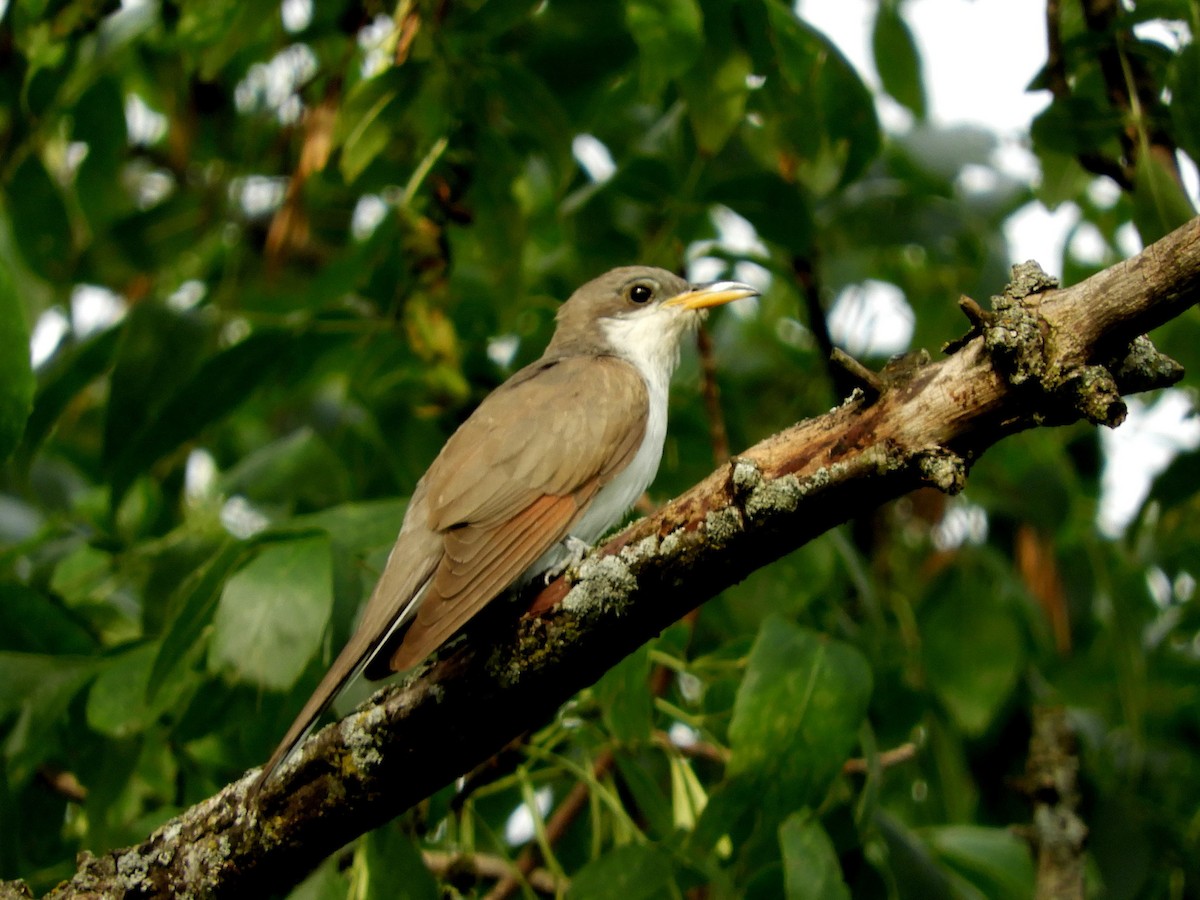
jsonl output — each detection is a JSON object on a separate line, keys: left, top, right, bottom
{"left": 255, "top": 266, "right": 757, "bottom": 789}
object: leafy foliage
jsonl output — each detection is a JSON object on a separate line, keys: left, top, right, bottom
{"left": 0, "top": 0, "right": 1197, "bottom": 896}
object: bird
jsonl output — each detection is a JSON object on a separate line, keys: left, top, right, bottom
{"left": 254, "top": 266, "right": 758, "bottom": 791}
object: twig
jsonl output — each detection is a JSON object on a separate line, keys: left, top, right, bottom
{"left": 485, "top": 750, "right": 615, "bottom": 900}
{"left": 793, "top": 254, "right": 857, "bottom": 402}
{"left": 1080, "top": 0, "right": 1182, "bottom": 188}
{"left": 1045, "top": 0, "right": 1134, "bottom": 189}
{"left": 36, "top": 766, "right": 88, "bottom": 803}
{"left": 695, "top": 325, "right": 731, "bottom": 465}
{"left": 841, "top": 742, "right": 918, "bottom": 775}
{"left": 1018, "top": 707, "right": 1086, "bottom": 900}
{"left": 423, "top": 849, "right": 562, "bottom": 895}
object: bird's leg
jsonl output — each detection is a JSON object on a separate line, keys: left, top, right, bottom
{"left": 543, "top": 535, "right": 593, "bottom": 583}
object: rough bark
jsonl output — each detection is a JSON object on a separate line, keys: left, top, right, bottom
{"left": 10, "top": 216, "right": 1199, "bottom": 900}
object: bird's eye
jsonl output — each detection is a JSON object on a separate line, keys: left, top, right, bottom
{"left": 628, "top": 283, "right": 654, "bottom": 304}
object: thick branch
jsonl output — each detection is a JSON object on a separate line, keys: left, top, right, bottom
{"left": 26, "top": 217, "right": 1200, "bottom": 899}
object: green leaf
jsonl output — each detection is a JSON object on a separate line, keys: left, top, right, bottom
{"left": 0, "top": 583, "right": 96, "bottom": 655}
{"left": 567, "top": 844, "right": 676, "bottom": 900}
{"left": 337, "top": 76, "right": 403, "bottom": 184}
{"left": 20, "top": 325, "right": 121, "bottom": 453}
{"left": 921, "top": 570, "right": 1023, "bottom": 736}
{"left": 148, "top": 540, "right": 246, "bottom": 703}
{"left": 0, "top": 652, "right": 98, "bottom": 785}
{"left": 779, "top": 811, "right": 851, "bottom": 900}
{"left": 6, "top": 156, "right": 72, "bottom": 284}
{"left": 679, "top": 49, "right": 752, "bottom": 155}
{"left": 703, "top": 172, "right": 814, "bottom": 252}
{"left": 0, "top": 652, "right": 95, "bottom": 721}
{"left": 73, "top": 77, "right": 132, "bottom": 231}
{"left": 208, "top": 535, "right": 334, "bottom": 691}
{"left": 669, "top": 753, "right": 709, "bottom": 830}
{"left": 286, "top": 856, "right": 347, "bottom": 900}
{"left": 874, "top": 810, "right": 961, "bottom": 898}
{"left": 290, "top": 498, "right": 409, "bottom": 555}
{"left": 103, "top": 302, "right": 211, "bottom": 488}
{"left": 1033, "top": 150, "right": 1091, "bottom": 210}
{"left": 351, "top": 826, "right": 439, "bottom": 900}
{"left": 1169, "top": 44, "right": 1200, "bottom": 162}
{"left": 87, "top": 641, "right": 193, "bottom": 738}
{"left": 480, "top": 60, "right": 573, "bottom": 172}
{"left": 220, "top": 427, "right": 352, "bottom": 510}
{"left": 0, "top": 240, "right": 33, "bottom": 461}
{"left": 614, "top": 751, "right": 675, "bottom": 838}
{"left": 758, "top": 2, "right": 881, "bottom": 191}
{"left": 872, "top": 4, "right": 926, "bottom": 119}
{"left": 594, "top": 645, "right": 653, "bottom": 743}
{"left": 1030, "top": 97, "right": 1123, "bottom": 157}
{"left": 923, "top": 825, "right": 1036, "bottom": 900}
{"left": 726, "top": 617, "right": 872, "bottom": 811}
{"left": 624, "top": 0, "right": 704, "bottom": 96}
{"left": 109, "top": 329, "right": 346, "bottom": 506}
{"left": 49, "top": 544, "right": 114, "bottom": 609}
{"left": 1146, "top": 448, "right": 1200, "bottom": 513}
{"left": 1131, "top": 151, "right": 1195, "bottom": 245}
{"left": 457, "top": 0, "right": 543, "bottom": 37}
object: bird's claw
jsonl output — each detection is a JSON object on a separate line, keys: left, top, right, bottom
{"left": 544, "top": 535, "right": 592, "bottom": 583}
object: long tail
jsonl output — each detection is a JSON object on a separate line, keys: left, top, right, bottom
{"left": 249, "top": 581, "right": 428, "bottom": 797}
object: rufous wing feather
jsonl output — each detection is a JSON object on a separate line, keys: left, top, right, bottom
{"left": 387, "top": 490, "right": 594, "bottom": 671}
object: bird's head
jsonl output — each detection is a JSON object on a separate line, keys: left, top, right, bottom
{"left": 547, "top": 266, "right": 759, "bottom": 375}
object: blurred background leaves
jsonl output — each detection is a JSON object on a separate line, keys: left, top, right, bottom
{"left": 0, "top": 0, "right": 1198, "bottom": 896}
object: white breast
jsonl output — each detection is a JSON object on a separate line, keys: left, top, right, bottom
{"left": 523, "top": 303, "right": 694, "bottom": 578}
{"left": 570, "top": 305, "right": 690, "bottom": 542}
{"left": 571, "top": 364, "right": 668, "bottom": 543}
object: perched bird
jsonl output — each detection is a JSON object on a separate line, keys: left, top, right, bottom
{"left": 255, "top": 266, "right": 757, "bottom": 789}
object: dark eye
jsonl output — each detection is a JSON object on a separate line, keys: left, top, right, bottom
{"left": 629, "top": 283, "right": 654, "bottom": 304}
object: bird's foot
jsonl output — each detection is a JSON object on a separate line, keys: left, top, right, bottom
{"left": 543, "top": 535, "right": 592, "bottom": 583}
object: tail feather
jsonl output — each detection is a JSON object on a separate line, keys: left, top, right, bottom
{"left": 250, "top": 579, "right": 430, "bottom": 797}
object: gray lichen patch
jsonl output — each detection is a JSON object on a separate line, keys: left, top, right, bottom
{"left": 619, "top": 534, "right": 660, "bottom": 567}
{"left": 986, "top": 260, "right": 1059, "bottom": 387}
{"left": 834, "top": 387, "right": 866, "bottom": 411}
{"left": 1112, "top": 335, "right": 1185, "bottom": 392}
{"left": 997, "top": 260, "right": 1060, "bottom": 307}
{"left": 179, "top": 835, "right": 231, "bottom": 898}
{"left": 978, "top": 259, "right": 1146, "bottom": 431}
{"left": 743, "top": 473, "right": 804, "bottom": 520}
{"left": 114, "top": 847, "right": 155, "bottom": 895}
{"left": 1062, "top": 365, "right": 1126, "bottom": 427}
{"left": 731, "top": 458, "right": 762, "bottom": 497}
{"left": 985, "top": 305, "right": 1045, "bottom": 386}
{"left": 339, "top": 702, "right": 387, "bottom": 774}
{"left": 704, "top": 505, "right": 743, "bottom": 545}
{"left": 659, "top": 526, "right": 686, "bottom": 557}
{"left": 915, "top": 447, "right": 968, "bottom": 494}
{"left": 561, "top": 554, "right": 638, "bottom": 616}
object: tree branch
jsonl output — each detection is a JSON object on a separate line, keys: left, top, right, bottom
{"left": 20, "top": 217, "right": 1200, "bottom": 900}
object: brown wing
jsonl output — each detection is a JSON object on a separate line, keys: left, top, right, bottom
{"left": 386, "top": 355, "right": 649, "bottom": 670}
{"left": 253, "top": 356, "right": 648, "bottom": 793}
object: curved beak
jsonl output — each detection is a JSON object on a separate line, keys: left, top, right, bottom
{"left": 664, "top": 280, "right": 760, "bottom": 311}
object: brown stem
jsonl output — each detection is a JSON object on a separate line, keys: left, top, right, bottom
{"left": 422, "top": 849, "right": 562, "bottom": 895}
{"left": 793, "top": 253, "right": 858, "bottom": 401}
{"left": 485, "top": 750, "right": 616, "bottom": 900}
{"left": 1019, "top": 707, "right": 1086, "bottom": 900}
{"left": 1079, "top": 0, "right": 1182, "bottom": 188}
{"left": 695, "top": 325, "right": 731, "bottom": 465}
